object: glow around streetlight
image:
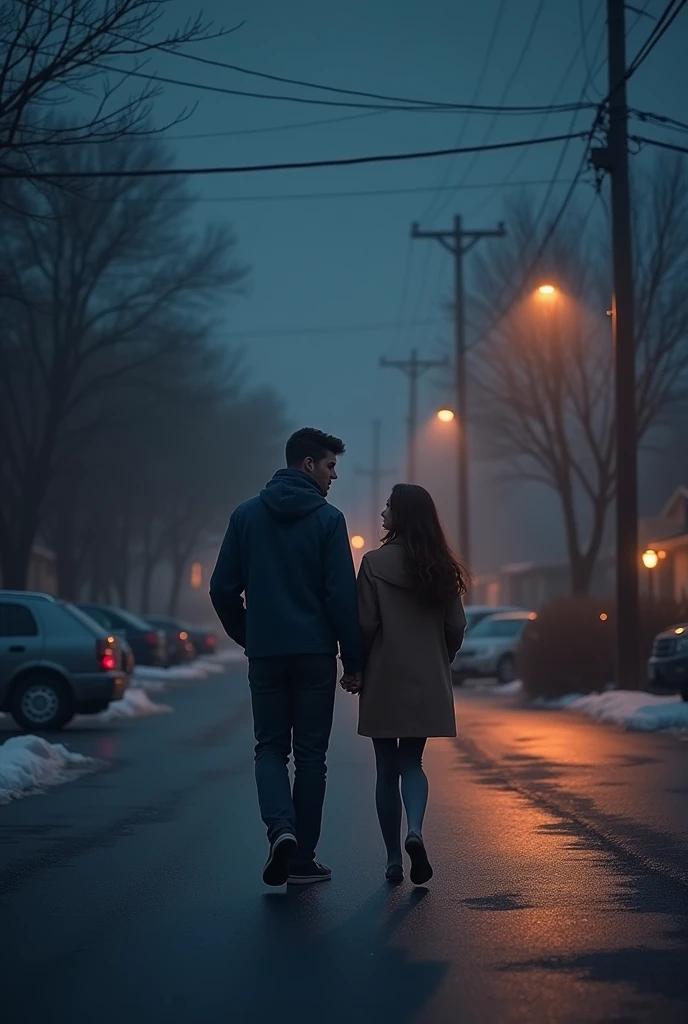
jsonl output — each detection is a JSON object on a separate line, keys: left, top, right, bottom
{"left": 536, "top": 283, "right": 557, "bottom": 297}
{"left": 437, "top": 408, "right": 455, "bottom": 423}
{"left": 351, "top": 535, "right": 366, "bottom": 550}
{"left": 642, "top": 549, "right": 659, "bottom": 570}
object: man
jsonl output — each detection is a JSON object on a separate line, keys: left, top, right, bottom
{"left": 210, "top": 428, "right": 363, "bottom": 887}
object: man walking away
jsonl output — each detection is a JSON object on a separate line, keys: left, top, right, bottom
{"left": 210, "top": 428, "right": 363, "bottom": 886}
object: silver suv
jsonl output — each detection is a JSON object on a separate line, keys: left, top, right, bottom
{"left": 0, "top": 591, "right": 130, "bottom": 731}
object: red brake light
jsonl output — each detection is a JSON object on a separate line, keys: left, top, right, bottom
{"left": 97, "top": 638, "right": 117, "bottom": 671}
{"left": 144, "top": 632, "right": 159, "bottom": 646}
{"left": 206, "top": 635, "right": 216, "bottom": 646}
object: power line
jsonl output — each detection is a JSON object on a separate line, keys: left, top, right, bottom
{"left": 421, "top": 0, "right": 508, "bottom": 225}
{"left": 94, "top": 59, "right": 595, "bottom": 115}
{"left": 1, "top": 131, "right": 589, "bottom": 180}
{"left": 467, "top": 1, "right": 605, "bottom": 221}
{"left": 634, "top": 134, "right": 688, "bottom": 156}
{"left": 17, "top": 0, "right": 592, "bottom": 115}
{"left": 631, "top": 109, "right": 688, "bottom": 136}
{"left": 627, "top": 0, "right": 688, "bottom": 77}
{"left": 134, "top": 176, "right": 577, "bottom": 205}
{"left": 432, "top": 0, "right": 547, "bottom": 223}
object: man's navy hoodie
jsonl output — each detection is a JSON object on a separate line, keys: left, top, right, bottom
{"left": 209, "top": 469, "right": 364, "bottom": 674}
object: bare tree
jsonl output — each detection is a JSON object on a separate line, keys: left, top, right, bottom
{"left": 471, "top": 156, "right": 688, "bottom": 593}
{"left": 0, "top": 132, "right": 247, "bottom": 588}
{"left": 0, "top": 0, "right": 231, "bottom": 171}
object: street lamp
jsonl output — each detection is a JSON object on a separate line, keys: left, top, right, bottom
{"left": 536, "top": 283, "right": 557, "bottom": 297}
{"left": 642, "top": 548, "right": 659, "bottom": 603}
{"left": 437, "top": 408, "right": 455, "bottom": 423}
{"left": 351, "top": 535, "right": 365, "bottom": 550}
{"left": 641, "top": 549, "right": 658, "bottom": 569}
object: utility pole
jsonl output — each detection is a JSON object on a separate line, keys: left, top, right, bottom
{"left": 411, "top": 216, "right": 506, "bottom": 564}
{"left": 380, "top": 349, "right": 448, "bottom": 484}
{"left": 356, "top": 419, "right": 395, "bottom": 545}
{"left": 592, "top": 0, "right": 639, "bottom": 687}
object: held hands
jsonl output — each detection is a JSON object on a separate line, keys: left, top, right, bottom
{"left": 340, "top": 671, "right": 363, "bottom": 695}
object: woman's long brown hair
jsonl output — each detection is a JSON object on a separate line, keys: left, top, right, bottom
{"left": 383, "top": 483, "right": 469, "bottom": 605}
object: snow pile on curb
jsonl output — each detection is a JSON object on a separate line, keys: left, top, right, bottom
{"left": 91, "top": 687, "right": 172, "bottom": 722}
{"left": 0, "top": 735, "right": 99, "bottom": 804}
{"left": 133, "top": 653, "right": 242, "bottom": 686}
{"left": 535, "top": 688, "right": 688, "bottom": 732}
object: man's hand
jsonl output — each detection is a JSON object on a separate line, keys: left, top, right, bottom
{"left": 340, "top": 671, "right": 363, "bottom": 694}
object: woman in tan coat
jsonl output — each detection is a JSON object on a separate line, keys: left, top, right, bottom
{"left": 343, "top": 484, "right": 467, "bottom": 885}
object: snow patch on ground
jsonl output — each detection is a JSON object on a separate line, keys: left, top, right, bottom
{"left": 89, "top": 687, "right": 172, "bottom": 723}
{"left": 534, "top": 688, "right": 688, "bottom": 732}
{"left": 133, "top": 653, "right": 239, "bottom": 686}
{"left": 0, "top": 735, "right": 100, "bottom": 804}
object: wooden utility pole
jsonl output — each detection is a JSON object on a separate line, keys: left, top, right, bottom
{"left": 411, "top": 216, "right": 505, "bottom": 564}
{"left": 592, "top": 0, "right": 639, "bottom": 687}
{"left": 356, "top": 419, "right": 395, "bottom": 545}
{"left": 380, "top": 350, "right": 448, "bottom": 484}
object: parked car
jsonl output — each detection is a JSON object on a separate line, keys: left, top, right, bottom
{"left": 452, "top": 610, "right": 535, "bottom": 684}
{"left": 76, "top": 604, "right": 167, "bottom": 667}
{"left": 182, "top": 624, "right": 219, "bottom": 658}
{"left": 648, "top": 623, "right": 688, "bottom": 701}
{"left": 144, "top": 615, "right": 196, "bottom": 665}
{"left": 0, "top": 591, "right": 129, "bottom": 731}
{"left": 463, "top": 605, "right": 526, "bottom": 635}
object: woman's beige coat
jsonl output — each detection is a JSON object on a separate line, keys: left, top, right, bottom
{"left": 357, "top": 541, "right": 466, "bottom": 738}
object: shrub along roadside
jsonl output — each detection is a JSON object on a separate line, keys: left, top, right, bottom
{"left": 517, "top": 596, "right": 688, "bottom": 700}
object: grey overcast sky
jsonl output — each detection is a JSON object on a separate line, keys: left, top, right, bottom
{"left": 150, "top": 0, "right": 688, "bottom": 571}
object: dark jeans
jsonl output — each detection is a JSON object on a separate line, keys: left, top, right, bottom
{"left": 248, "top": 655, "right": 337, "bottom": 863}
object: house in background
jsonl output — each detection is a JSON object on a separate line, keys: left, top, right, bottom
{"left": 644, "top": 486, "right": 688, "bottom": 603}
{"left": 471, "top": 486, "right": 688, "bottom": 610}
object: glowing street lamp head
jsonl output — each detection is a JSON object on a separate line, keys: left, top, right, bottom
{"left": 537, "top": 283, "right": 557, "bottom": 297}
{"left": 641, "top": 549, "right": 659, "bottom": 570}
{"left": 437, "top": 408, "right": 455, "bottom": 423}
{"left": 351, "top": 535, "right": 365, "bottom": 550}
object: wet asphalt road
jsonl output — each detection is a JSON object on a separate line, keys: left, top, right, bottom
{"left": 1, "top": 668, "right": 687, "bottom": 1024}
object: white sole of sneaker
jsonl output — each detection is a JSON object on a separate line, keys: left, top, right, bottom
{"left": 286, "top": 873, "right": 332, "bottom": 885}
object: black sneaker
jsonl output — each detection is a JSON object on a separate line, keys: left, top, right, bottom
{"left": 262, "top": 831, "right": 297, "bottom": 887}
{"left": 405, "top": 832, "right": 433, "bottom": 886}
{"left": 385, "top": 864, "right": 404, "bottom": 884}
{"left": 287, "top": 860, "right": 332, "bottom": 885}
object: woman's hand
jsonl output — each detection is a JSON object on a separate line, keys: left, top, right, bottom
{"left": 340, "top": 671, "right": 363, "bottom": 694}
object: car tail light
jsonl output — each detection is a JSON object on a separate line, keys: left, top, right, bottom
{"left": 144, "top": 632, "right": 159, "bottom": 646}
{"left": 206, "top": 635, "right": 216, "bottom": 647}
{"left": 97, "top": 638, "right": 117, "bottom": 671}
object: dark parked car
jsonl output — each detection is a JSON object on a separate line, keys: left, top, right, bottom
{"left": 182, "top": 623, "right": 218, "bottom": 658}
{"left": 648, "top": 623, "right": 688, "bottom": 701}
{"left": 0, "top": 591, "right": 129, "bottom": 731}
{"left": 145, "top": 616, "right": 196, "bottom": 666}
{"left": 77, "top": 604, "right": 167, "bottom": 668}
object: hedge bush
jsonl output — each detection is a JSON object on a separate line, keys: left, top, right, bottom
{"left": 517, "top": 595, "right": 688, "bottom": 700}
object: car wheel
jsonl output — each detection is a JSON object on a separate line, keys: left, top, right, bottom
{"left": 496, "top": 656, "right": 517, "bottom": 685}
{"left": 11, "top": 674, "right": 75, "bottom": 732}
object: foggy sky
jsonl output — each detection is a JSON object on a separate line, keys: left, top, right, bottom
{"left": 152, "top": 0, "right": 688, "bottom": 572}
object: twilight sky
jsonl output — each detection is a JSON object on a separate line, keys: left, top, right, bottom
{"left": 148, "top": 0, "right": 688, "bottom": 572}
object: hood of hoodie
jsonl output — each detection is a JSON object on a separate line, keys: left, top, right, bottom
{"left": 260, "top": 469, "right": 327, "bottom": 523}
{"left": 364, "top": 542, "right": 414, "bottom": 589}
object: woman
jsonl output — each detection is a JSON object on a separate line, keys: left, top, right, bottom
{"left": 344, "top": 484, "right": 467, "bottom": 885}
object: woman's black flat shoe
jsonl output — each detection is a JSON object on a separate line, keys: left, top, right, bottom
{"left": 385, "top": 864, "right": 404, "bottom": 883}
{"left": 405, "top": 832, "right": 433, "bottom": 886}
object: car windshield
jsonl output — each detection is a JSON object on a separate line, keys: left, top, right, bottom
{"left": 465, "top": 610, "right": 493, "bottom": 632}
{"left": 469, "top": 616, "right": 528, "bottom": 639}
{"left": 64, "top": 603, "right": 108, "bottom": 636}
